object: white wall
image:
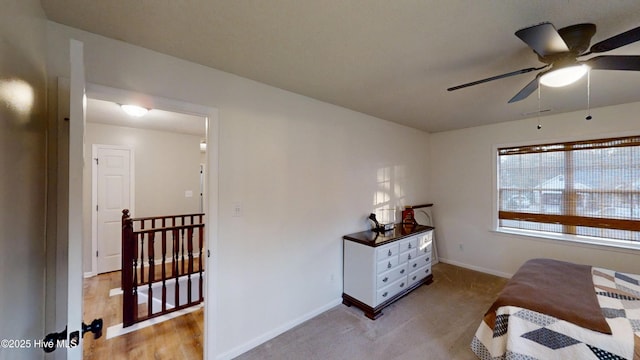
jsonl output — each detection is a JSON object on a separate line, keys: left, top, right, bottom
{"left": 430, "top": 102, "right": 640, "bottom": 277}
{"left": 45, "top": 22, "right": 431, "bottom": 357}
{"left": 0, "top": 1, "right": 48, "bottom": 360}
{"left": 82, "top": 122, "right": 204, "bottom": 273}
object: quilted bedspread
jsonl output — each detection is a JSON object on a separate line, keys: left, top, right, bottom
{"left": 472, "top": 262, "right": 640, "bottom": 360}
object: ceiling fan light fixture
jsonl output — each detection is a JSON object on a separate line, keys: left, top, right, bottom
{"left": 539, "top": 64, "right": 589, "bottom": 87}
{"left": 120, "top": 104, "right": 149, "bottom": 117}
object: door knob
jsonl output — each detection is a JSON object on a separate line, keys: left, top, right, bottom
{"left": 42, "top": 327, "right": 67, "bottom": 353}
{"left": 83, "top": 318, "right": 104, "bottom": 339}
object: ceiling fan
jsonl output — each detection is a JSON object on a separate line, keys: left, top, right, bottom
{"left": 447, "top": 22, "right": 640, "bottom": 103}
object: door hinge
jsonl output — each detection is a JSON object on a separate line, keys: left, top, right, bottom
{"left": 96, "top": 204, "right": 99, "bottom": 211}
{"left": 96, "top": 251, "right": 98, "bottom": 257}
{"left": 207, "top": 250, "right": 210, "bottom": 258}
{"left": 94, "top": 157, "right": 99, "bottom": 165}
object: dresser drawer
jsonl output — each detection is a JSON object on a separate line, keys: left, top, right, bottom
{"left": 377, "top": 263, "right": 408, "bottom": 288}
{"left": 418, "top": 242, "right": 432, "bottom": 256}
{"left": 377, "top": 256, "right": 399, "bottom": 274}
{"left": 418, "top": 231, "right": 433, "bottom": 254}
{"left": 376, "top": 277, "right": 408, "bottom": 304}
{"left": 408, "top": 264, "right": 432, "bottom": 286}
{"left": 408, "top": 253, "right": 432, "bottom": 272}
{"left": 398, "top": 248, "right": 417, "bottom": 264}
{"left": 376, "top": 243, "right": 400, "bottom": 261}
{"left": 398, "top": 236, "right": 418, "bottom": 253}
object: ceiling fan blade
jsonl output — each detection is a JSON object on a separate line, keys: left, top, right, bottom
{"left": 508, "top": 74, "right": 541, "bottom": 103}
{"left": 515, "top": 22, "right": 569, "bottom": 57}
{"left": 447, "top": 66, "right": 547, "bottom": 91}
{"left": 586, "top": 55, "right": 640, "bottom": 70}
{"left": 590, "top": 26, "right": 640, "bottom": 53}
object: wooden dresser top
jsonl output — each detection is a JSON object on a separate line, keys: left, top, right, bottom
{"left": 343, "top": 224, "right": 434, "bottom": 247}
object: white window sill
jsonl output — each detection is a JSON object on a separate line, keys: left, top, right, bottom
{"left": 492, "top": 227, "right": 640, "bottom": 253}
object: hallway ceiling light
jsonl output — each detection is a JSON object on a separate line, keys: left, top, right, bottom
{"left": 120, "top": 104, "right": 149, "bottom": 117}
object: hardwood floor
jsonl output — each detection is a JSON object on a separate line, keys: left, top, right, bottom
{"left": 83, "top": 271, "right": 204, "bottom": 359}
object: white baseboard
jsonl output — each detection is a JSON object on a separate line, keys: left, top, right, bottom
{"left": 84, "top": 271, "right": 96, "bottom": 278}
{"left": 438, "top": 257, "right": 513, "bottom": 279}
{"left": 216, "top": 297, "right": 343, "bottom": 360}
{"left": 106, "top": 303, "right": 203, "bottom": 339}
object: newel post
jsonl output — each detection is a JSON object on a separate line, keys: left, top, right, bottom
{"left": 121, "top": 209, "right": 130, "bottom": 289}
{"left": 122, "top": 209, "right": 135, "bottom": 327}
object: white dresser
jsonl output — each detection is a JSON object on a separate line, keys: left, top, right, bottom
{"left": 342, "top": 224, "right": 434, "bottom": 319}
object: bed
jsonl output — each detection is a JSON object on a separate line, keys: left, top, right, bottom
{"left": 471, "top": 258, "right": 640, "bottom": 360}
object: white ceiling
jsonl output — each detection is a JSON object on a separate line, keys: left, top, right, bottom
{"left": 87, "top": 98, "right": 205, "bottom": 137}
{"left": 41, "top": 0, "right": 640, "bottom": 133}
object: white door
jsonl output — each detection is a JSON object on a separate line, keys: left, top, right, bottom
{"left": 67, "top": 38, "right": 86, "bottom": 359}
{"left": 96, "top": 146, "right": 132, "bottom": 273}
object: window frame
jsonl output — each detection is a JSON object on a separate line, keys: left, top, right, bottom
{"left": 492, "top": 132, "right": 640, "bottom": 251}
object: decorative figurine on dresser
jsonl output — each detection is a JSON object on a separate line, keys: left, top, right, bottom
{"left": 342, "top": 211, "right": 434, "bottom": 319}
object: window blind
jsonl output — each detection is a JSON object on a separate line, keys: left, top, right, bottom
{"left": 498, "top": 135, "right": 640, "bottom": 242}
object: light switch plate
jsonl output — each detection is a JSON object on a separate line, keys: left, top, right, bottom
{"left": 232, "top": 202, "right": 242, "bottom": 217}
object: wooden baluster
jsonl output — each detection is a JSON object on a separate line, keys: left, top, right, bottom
{"left": 133, "top": 232, "right": 139, "bottom": 324}
{"left": 181, "top": 227, "right": 185, "bottom": 275}
{"left": 139, "top": 233, "right": 145, "bottom": 285}
{"left": 161, "top": 228, "right": 167, "bottom": 312}
{"left": 172, "top": 229, "right": 178, "bottom": 278}
{"left": 148, "top": 231, "right": 155, "bottom": 316}
{"left": 174, "top": 228, "right": 180, "bottom": 307}
{"left": 187, "top": 227, "right": 194, "bottom": 304}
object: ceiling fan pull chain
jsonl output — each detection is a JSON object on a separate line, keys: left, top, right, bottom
{"left": 586, "top": 70, "right": 592, "bottom": 120}
{"left": 537, "top": 83, "right": 542, "bottom": 130}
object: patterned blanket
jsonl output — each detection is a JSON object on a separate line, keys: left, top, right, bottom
{"left": 472, "top": 262, "right": 640, "bottom": 360}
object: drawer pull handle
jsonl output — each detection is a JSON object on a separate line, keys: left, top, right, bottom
{"left": 408, "top": 243, "right": 412, "bottom": 248}
{"left": 388, "top": 250, "right": 392, "bottom": 256}
{"left": 426, "top": 257, "right": 430, "bottom": 262}
{"left": 413, "top": 263, "right": 417, "bottom": 268}
{"left": 387, "top": 262, "right": 392, "bottom": 269}
{"left": 400, "top": 282, "right": 405, "bottom": 288}
{"left": 412, "top": 276, "right": 417, "bottom": 280}
{"left": 425, "top": 269, "right": 430, "bottom": 274}
{"left": 400, "top": 269, "right": 405, "bottom": 274}
{"left": 383, "top": 277, "right": 388, "bottom": 283}
{"left": 408, "top": 254, "right": 412, "bottom": 260}
{"left": 382, "top": 292, "right": 388, "bottom": 297}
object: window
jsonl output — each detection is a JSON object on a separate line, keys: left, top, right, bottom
{"left": 497, "top": 135, "right": 640, "bottom": 245}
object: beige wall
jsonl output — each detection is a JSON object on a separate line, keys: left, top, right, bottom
{"left": 45, "top": 22, "right": 431, "bottom": 357}
{"left": 430, "top": 101, "right": 640, "bottom": 277}
{"left": 82, "top": 122, "right": 204, "bottom": 272}
{"left": 0, "top": 1, "right": 48, "bottom": 359}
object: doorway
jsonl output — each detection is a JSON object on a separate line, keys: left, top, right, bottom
{"left": 79, "top": 83, "right": 219, "bottom": 358}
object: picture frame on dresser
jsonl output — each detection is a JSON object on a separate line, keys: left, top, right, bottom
{"left": 342, "top": 223, "right": 434, "bottom": 319}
